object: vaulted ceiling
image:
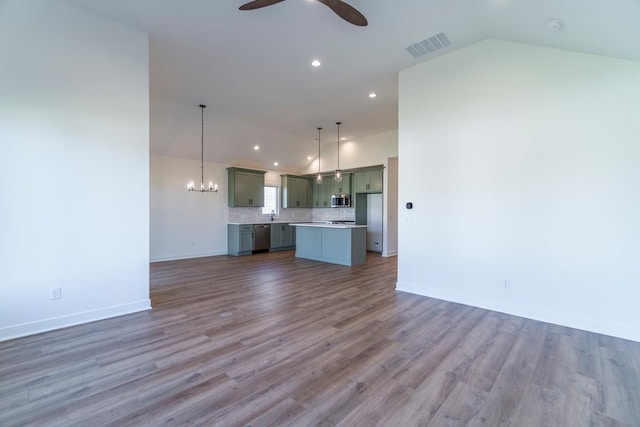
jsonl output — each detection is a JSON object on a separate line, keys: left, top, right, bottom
{"left": 68, "top": 0, "right": 640, "bottom": 172}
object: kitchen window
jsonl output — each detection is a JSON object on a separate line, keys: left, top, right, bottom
{"left": 261, "top": 186, "right": 279, "bottom": 215}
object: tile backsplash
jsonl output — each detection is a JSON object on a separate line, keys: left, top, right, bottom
{"left": 229, "top": 208, "right": 312, "bottom": 224}
{"left": 228, "top": 208, "right": 355, "bottom": 224}
{"left": 311, "top": 208, "right": 355, "bottom": 222}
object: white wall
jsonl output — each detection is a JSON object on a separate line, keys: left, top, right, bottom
{"left": 385, "top": 157, "right": 399, "bottom": 257}
{"left": 398, "top": 39, "right": 640, "bottom": 342}
{"left": 150, "top": 155, "right": 228, "bottom": 262}
{"left": 0, "top": 0, "right": 150, "bottom": 340}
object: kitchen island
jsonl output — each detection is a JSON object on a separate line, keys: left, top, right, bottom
{"left": 291, "top": 223, "right": 367, "bottom": 266}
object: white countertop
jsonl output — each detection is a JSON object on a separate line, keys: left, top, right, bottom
{"left": 228, "top": 221, "right": 302, "bottom": 225}
{"left": 291, "top": 223, "right": 367, "bottom": 229}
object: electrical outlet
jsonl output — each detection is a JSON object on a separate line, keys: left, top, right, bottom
{"left": 51, "top": 287, "right": 62, "bottom": 300}
{"left": 503, "top": 279, "right": 510, "bottom": 289}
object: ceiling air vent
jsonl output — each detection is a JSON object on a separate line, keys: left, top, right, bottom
{"left": 405, "top": 32, "right": 452, "bottom": 58}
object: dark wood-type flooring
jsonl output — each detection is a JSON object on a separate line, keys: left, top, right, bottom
{"left": 2, "top": 251, "right": 640, "bottom": 426}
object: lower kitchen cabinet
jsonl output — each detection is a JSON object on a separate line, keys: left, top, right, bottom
{"left": 270, "top": 223, "right": 296, "bottom": 251}
{"left": 292, "top": 224, "right": 366, "bottom": 266}
{"left": 228, "top": 224, "right": 254, "bottom": 256}
{"left": 230, "top": 223, "right": 296, "bottom": 255}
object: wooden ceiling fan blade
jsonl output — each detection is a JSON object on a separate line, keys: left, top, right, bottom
{"left": 316, "top": 0, "right": 368, "bottom": 26}
{"left": 239, "top": 0, "right": 286, "bottom": 11}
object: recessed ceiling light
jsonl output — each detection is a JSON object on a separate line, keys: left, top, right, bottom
{"left": 341, "top": 137, "right": 347, "bottom": 141}
{"left": 307, "top": 156, "right": 312, "bottom": 160}
{"left": 311, "top": 59, "right": 321, "bottom": 67}
{"left": 369, "top": 92, "right": 377, "bottom": 98}
{"left": 254, "top": 145, "right": 260, "bottom": 150}
{"left": 274, "top": 162, "right": 279, "bottom": 166}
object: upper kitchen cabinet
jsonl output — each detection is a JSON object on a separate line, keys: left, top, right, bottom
{"left": 313, "top": 173, "right": 352, "bottom": 208}
{"left": 228, "top": 167, "right": 266, "bottom": 207}
{"left": 333, "top": 173, "right": 351, "bottom": 195}
{"left": 354, "top": 168, "right": 383, "bottom": 193}
{"left": 313, "top": 176, "right": 332, "bottom": 208}
{"left": 281, "top": 175, "right": 313, "bottom": 208}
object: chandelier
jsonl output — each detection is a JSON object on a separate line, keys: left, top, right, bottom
{"left": 187, "top": 104, "right": 219, "bottom": 193}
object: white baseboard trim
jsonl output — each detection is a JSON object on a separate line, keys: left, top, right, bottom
{"left": 396, "top": 281, "right": 640, "bottom": 343}
{"left": 0, "top": 299, "right": 151, "bottom": 342}
{"left": 383, "top": 251, "right": 398, "bottom": 257}
{"left": 150, "top": 250, "right": 228, "bottom": 263}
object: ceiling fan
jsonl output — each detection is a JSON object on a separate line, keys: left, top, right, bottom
{"left": 239, "top": 0, "right": 368, "bottom": 27}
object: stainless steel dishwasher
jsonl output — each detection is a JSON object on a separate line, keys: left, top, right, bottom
{"left": 253, "top": 224, "right": 271, "bottom": 253}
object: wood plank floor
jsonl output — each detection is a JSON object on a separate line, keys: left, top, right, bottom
{"left": 2, "top": 251, "right": 640, "bottom": 426}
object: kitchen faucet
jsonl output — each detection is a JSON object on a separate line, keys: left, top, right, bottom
{"left": 270, "top": 210, "right": 275, "bottom": 222}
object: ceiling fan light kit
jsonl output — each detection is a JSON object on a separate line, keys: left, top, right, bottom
{"left": 239, "top": 0, "right": 368, "bottom": 27}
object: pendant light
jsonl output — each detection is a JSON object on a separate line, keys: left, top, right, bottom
{"left": 334, "top": 121, "right": 342, "bottom": 182}
{"left": 316, "top": 127, "right": 323, "bottom": 184}
{"left": 187, "top": 104, "right": 219, "bottom": 193}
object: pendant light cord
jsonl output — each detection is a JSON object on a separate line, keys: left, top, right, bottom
{"left": 316, "top": 127, "right": 323, "bottom": 186}
{"left": 336, "top": 122, "right": 341, "bottom": 171}
{"left": 317, "top": 127, "right": 322, "bottom": 173}
{"left": 200, "top": 104, "right": 205, "bottom": 187}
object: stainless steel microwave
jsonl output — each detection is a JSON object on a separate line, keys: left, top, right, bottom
{"left": 331, "top": 194, "right": 351, "bottom": 208}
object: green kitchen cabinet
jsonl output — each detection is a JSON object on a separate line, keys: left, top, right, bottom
{"left": 354, "top": 168, "right": 383, "bottom": 194}
{"left": 292, "top": 224, "right": 366, "bottom": 266}
{"left": 313, "top": 176, "right": 331, "bottom": 208}
{"left": 228, "top": 167, "right": 266, "bottom": 207}
{"left": 332, "top": 173, "right": 351, "bottom": 195}
{"left": 281, "top": 175, "right": 312, "bottom": 208}
{"left": 313, "top": 173, "right": 351, "bottom": 208}
{"left": 270, "top": 223, "right": 296, "bottom": 251}
{"left": 228, "top": 224, "right": 254, "bottom": 256}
